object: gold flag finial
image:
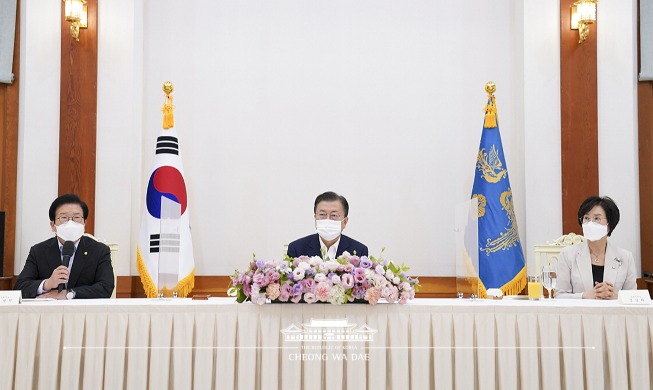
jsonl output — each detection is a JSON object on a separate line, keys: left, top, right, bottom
{"left": 483, "top": 81, "right": 497, "bottom": 128}
{"left": 162, "top": 81, "right": 175, "bottom": 129}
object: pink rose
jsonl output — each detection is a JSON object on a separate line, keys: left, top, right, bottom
{"left": 266, "top": 283, "right": 281, "bottom": 300}
{"left": 365, "top": 287, "right": 382, "bottom": 304}
{"left": 314, "top": 282, "right": 331, "bottom": 302}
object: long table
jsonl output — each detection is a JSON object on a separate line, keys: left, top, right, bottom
{"left": 0, "top": 298, "right": 651, "bottom": 389}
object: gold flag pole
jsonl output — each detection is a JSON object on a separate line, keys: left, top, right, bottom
{"left": 483, "top": 81, "right": 497, "bottom": 129}
{"left": 162, "top": 81, "right": 175, "bottom": 129}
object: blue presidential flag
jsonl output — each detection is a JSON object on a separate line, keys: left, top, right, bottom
{"left": 470, "top": 85, "right": 526, "bottom": 296}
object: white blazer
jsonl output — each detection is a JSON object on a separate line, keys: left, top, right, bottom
{"left": 555, "top": 240, "right": 637, "bottom": 299}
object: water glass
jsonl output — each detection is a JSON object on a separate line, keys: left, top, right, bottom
{"left": 541, "top": 266, "right": 557, "bottom": 299}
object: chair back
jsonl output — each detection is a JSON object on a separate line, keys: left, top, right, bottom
{"left": 534, "top": 233, "right": 584, "bottom": 268}
{"left": 84, "top": 233, "right": 118, "bottom": 298}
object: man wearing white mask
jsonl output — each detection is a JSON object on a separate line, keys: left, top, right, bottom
{"left": 287, "top": 191, "right": 368, "bottom": 259}
{"left": 555, "top": 196, "right": 636, "bottom": 299}
{"left": 14, "top": 194, "right": 114, "bottom": 299}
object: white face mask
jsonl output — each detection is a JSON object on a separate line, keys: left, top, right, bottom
{"left": 582, "top": 221, "right": 608, "bottom": 241}
{"left": 56, "top": 220, "right": 85, "bottom": 242}
{"left": 316, "top": 219, "right": 342, "bottom": 241}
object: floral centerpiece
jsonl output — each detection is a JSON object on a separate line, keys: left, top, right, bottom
{"left": 228, "top": 251, "right": 420, "bottom": 305}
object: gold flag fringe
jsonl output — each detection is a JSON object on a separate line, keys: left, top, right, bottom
{"left": 162, "top": 94, "right": 175, "bottom": 129}
{"left": 137, "top": 246, "right": 196, "bottom": 298}
{"left": 176, "top": 269, "right": 195, "bottom": 298}
{"left": 136, "top": 246, "right": 159, "bottom": 298}
{"left": 483, "top": 96, "right": 497, "bottom": 128}
{"left": 477, "top": 266, "right": 527, "bottom": 298}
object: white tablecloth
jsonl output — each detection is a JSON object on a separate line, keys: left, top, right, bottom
{"left": 0, "top": 298, "right": 651, "bottom": 389}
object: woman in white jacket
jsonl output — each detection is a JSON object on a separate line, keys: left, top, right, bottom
{"left": 555, "top": 196, "right": 637, "bottom": 299}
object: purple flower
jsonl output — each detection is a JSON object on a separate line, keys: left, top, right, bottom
{"left": 291, "top": 283, "right": 303, "bottom": 296}
{"left": 265, "top": 270, "right": 280, "bottom": 282}
{"left": 341, "top": 273, "right": 354, "bottom": 289}
{"left": 348, "top": 256, "right": 361, "bottom": 267}
{"left": 255, "top": 260, "right": 265, "bottom": 269}
{"left": 303, "top": 292, "right": 317, "bottom": 304}
{"left": 301, "top": 278, "right": 315, "bottom": 293}
{"left": 353, "top": 286, "right": 367, "bottom": 299}
{"left": 359, "top": 257, "right": 372, "bottom": 269}
{"left": 279, "top": 283, "right": 292, "bottom": 302}
{"left": 353, "top": 268, "right": 366, "bottom": 283}
{"left": 253, "top": 273, "right": 265, "bottom": 286}
{"left": 291, "top": 294, "right": 303, "bottom": 303}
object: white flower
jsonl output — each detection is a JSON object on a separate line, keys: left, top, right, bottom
{"left": 392, "top": 276, "right": 400, "bottom": 285}
{"left": 326, "top": 260, "right": 340, "bottom": 272}
{"left": 314, "top": 273, "right": 327, "bottom": 283}
{"left": 400, "top": 282, "right": 410, "bottom": 291}
{"left": 309, "top": 256, "right": 322, "bottom": 266}
{"left": 292, "top": 268, "right": 305, "bottom": 281}
{"left": 297, "top": 261, "right": 310, "bottom": 270}
{"left": 385, "top": 270, "right": 394, "bottom": 280}
{"left": 327, "top": 285, "right": 346, "bottom": 305}
{"left": 382, "top": 286, "right": 391, "bottom": 298}
{"left": 375, "top": 265, "right": 385, "bottom": 275}
{"left": 331, "top": 275, "right": 341, "bottom": 285}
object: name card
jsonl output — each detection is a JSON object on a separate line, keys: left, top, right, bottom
{"left": 0, "top": 290, "right": 22, "bottom": 305}
{"left": 618, "top": 290, "right": 651, "bottom": 305}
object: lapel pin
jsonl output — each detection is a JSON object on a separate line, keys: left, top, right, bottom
{"left": 84, "top": 252, "right": 88, "bottom": 255}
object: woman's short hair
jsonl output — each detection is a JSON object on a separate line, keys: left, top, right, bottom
{"left": 577, "top": 195, "right": 620, "bottom": 236}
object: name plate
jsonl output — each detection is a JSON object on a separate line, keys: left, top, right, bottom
{"left": 0, "top": 290, "right": 22, "bottom": 305}
{"left": 618, "top": 290, "right": 651, "bottom": 305}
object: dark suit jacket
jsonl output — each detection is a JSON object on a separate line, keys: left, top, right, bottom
{"left": 14, "top": 236, "right": 115, "bottom": 299}
{"left": 287, "top": 233, "right": 368, "bottom": 259}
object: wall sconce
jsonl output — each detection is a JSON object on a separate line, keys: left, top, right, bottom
{"left": 64, "top": 0, "right": 87, "bottom": 42}
{"left": 570, "top": 0, "right": 598, "bottom": 44}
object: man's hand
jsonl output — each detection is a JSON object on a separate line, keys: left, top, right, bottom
{"left": 44, "top": 265, "right": 69, "bottom": 291}
{"left": 37, "top": 289, "right": 67, "bottom": 300}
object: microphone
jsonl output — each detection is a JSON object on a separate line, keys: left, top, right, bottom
{"left": 58, "top": 241, "right": 75, "bottom": 293}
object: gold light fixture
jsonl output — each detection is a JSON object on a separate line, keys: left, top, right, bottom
{"left": 571, "top": 0, "right": 598, "bottom": 44}
{"left": 64, "top": 0, "right": 88, "bottom": 42}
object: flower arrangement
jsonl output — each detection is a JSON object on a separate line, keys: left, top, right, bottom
{"left": 228, "top": 251, "right": 420, "bottom": 305}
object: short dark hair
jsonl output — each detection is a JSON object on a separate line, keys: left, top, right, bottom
{"left": 49, "top": 194, "right": 89, "bottom": 222}
{"left": 577, "top": 195, "right": 620, "bottom": 236}
{"left": 313, "top": 191, "right": 349, "bottom": 217}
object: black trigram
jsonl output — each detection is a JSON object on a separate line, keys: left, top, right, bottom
{"left": 156, "top": 136, "right": 179, "bottom": 155}
{"left": 149, "top": 233, "right": 180, "bottom": 253}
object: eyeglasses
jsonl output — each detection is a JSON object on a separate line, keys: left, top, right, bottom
{"left": 315, "top": 212, "right": 342, "bottom": 221}
{"left": 55, "top": 215, "right": 84, "bottom": 224}
{"left": 580, "top": 216, "right": 607, "bottom": 225}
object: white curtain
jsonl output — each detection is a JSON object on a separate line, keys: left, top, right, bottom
{"left": 0, "top": 0, "right": 17, "bottom": 84}
{"left": 641, "top": 0, "right": 653, "bottom": 80}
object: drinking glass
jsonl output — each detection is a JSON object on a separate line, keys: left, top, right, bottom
{"left": 541, "top": 265, "right": 557, "bottom": 299}
{"left": 527, "top": 275, "right": 541, "bottom": 300}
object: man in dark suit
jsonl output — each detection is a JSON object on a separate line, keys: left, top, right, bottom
{"left": 14, "top": 194, "right": 115, "bottom": 299}
{"left": 287, "top": 191, "right": 368, "bottom": 259}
